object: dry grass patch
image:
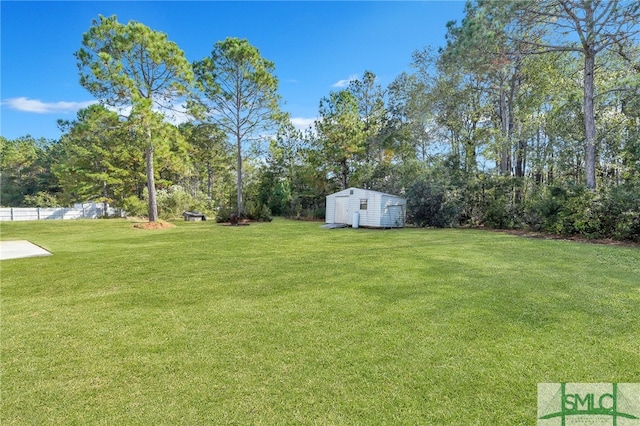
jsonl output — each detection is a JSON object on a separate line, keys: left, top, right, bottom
{"left": 132, "top": 220, "right": 176, "bottom": 230}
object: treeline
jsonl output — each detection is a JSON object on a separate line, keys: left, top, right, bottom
{"left": 1, "top": 1, "right": 639, "bottom": 241}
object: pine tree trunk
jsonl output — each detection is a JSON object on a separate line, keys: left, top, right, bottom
{"left": 499, "top": 89, "right": 511, "bottom": 175}
{"left": 236, "top": 134, "right": 243, "bottom": 216}
{"left": 145, "top": 136, "right": 158, "bottom": 222}
{"left": 207, "top": 162, "right": 213, "bottom": 199}
{"left": 341, "top": 159, "right": 349, "bottom": 190}
{"left": 515, "top": 138, "right": 527, "bottom": 178}
{"left": 583, "top": 49, "right": 597, "bottom": 190}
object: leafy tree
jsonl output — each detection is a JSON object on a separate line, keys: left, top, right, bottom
{"left": 431, "top": 61, "right": 491, "bottom": 175}
{"left": 440, "top": 1, "right": 530, "bottom": 177}
{"left": 150, "top": 118, "right": 194, "bottom": 194}
{"left": 510, "top": 0, "right": 640, "bottom": 189}
{"left": 387, "top": 69, "right": 438, "bottom": 163}
{"left": 179, "top": 122, "right": 234, "bottom": 204}
{"left": 386, "top": 73, "right": 419, "bottom": 162}
{"left": 76, "top": 14, "right": 195, "bottom": 221}
{"left": 348, "top": 71, "right": 388, "bottom": 168}
{"left": 605, "top": 42, "right": 640, "bottom": 184}
{"left": 22, "top": 191, "right": 60, "bottom": 208}
{"left": 54, "top": 105, "right": 140, "bottom": 208}
{"left": 193, "top": 37, "right": 283, "bottom": 216}
{"left": 314, "top": 90, "right": 366, "bottom": 190}
{"left": 406, "top": 160, "right": 463, "bottom": 228}
{"left": 255, "top": 124, "right": 315, "bottom": 216}
{"left": 0, "top": 136, "right": 57, "bottom": 206}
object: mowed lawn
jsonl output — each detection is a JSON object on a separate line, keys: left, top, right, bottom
{"left": 1, "top": 218, "right": 639, "bottom": 424}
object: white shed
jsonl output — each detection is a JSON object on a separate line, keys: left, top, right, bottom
{"left": 325, "top": 188, "right": 406, "bottom": 228}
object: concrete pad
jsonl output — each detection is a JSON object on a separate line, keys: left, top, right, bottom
{"left": 320, "top": 223, "right": 348, "bottom": 229}
{"left": 0, "top": 240, "right": 52, "bottom": 260}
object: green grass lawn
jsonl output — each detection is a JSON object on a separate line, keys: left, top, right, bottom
{"left": 1, "top": 218, "right": 639, "bottom": 424}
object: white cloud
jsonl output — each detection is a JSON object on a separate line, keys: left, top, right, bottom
{"left": 3, "top": 97, "right": 193, "bottom": 128}
{"left": 161, "top": 103, "right": 192, "bottom": 126}
{"left": 331, "top": 74, "right": 360, "bottom": 88}
{"left": 290, "top": 117, "right": 316, "bottom": 131}
{"left": 105, "top": 103, "right": 192, "bottom": 126}
{"left": 3, "top": 97, "right": 97, "bottom": 114}
{"left": 105, "top": 104, "right": 132, "bottom": 117}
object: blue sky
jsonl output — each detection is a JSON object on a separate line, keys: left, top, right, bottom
{"left": 1, "top": 1, "right": 465, "bottom": 141}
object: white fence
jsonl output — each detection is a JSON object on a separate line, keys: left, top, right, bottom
{"left": 0, "top": 203, "right": 119, "bottom": 221}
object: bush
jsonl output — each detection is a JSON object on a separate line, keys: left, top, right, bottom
{"left": 267, "top": 181, "right": 292, "bottom": 216}
{"left": 120, "top": 195, "right": 147, "bottom": 217}
{"left": 156, "top": 185, "right": 216, "bottom": 220}
{"left": 524, "top": 187, "right": 562, "bottom": 232}
{"left": 243, "top": 200, "right": 272, "bottom": 222}
{"left": 615, "top": 210, "right": 640, "bottom": 242}
{"left": 406, "top": 180, "right": 461, "bottom": 228}
{"left": 597, "top": 184, "right": 640, "bottom": 242}
{"left": 525, "top": 183, "right": 598, "bottom": 236}
{"left": 22, "top": 191, "right": 60, "bottom": 207}
{"left": 524, "top": 182, "right": 640, "bottom": 241}
{"left": 522, "top": 182, "right": 640, "bottom": 240}
{"left": 475, "top": 176, "right": 526, "bottom": 229}
{"left": 482, "top": 200, "right": 511, "bottom": 229}
{"left": 215, "top": 202, "right": 272, "bottom": 223}
{"left": 119, "top": 186, "right": 218, "bottom": 220}
{"left": 215, "top": 206, "right": 235, "bottom": 223}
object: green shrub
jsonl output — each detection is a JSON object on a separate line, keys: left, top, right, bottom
{"left": 119, "top": 195, "right": 147, "bottom": 217}
{"left": 615, "top": 210, "right": 640, "bottom": 242}
{"left": 524, "top": 187, "right": 563, "bottom": 232}
{"left": 156, "top": 185, "right": 216, "bottom": 220}
{"left": 214, "top": 201, "right": 272, "bottom": 223}
{"left": 524, "top": 182, "right": 624, "bottom": 239}
{"left": 407, "top": 180, "right": 461, "bottom": 228}
{"left": 215, "top": 206, "right": 234, "bottom": 223}
{"left": 598, "top": 184, "right": 640, "bottom": 242}
{"left": 549, "top": 186, "right": 595, "bottom": 236}
{"left": 475, "top": 176, "right": 526, "bottom": 230}
{"left": 244, "top": 200, "right": 272, "bottom": 222}
{"left": 266, "top": 181, "right": 292, "bottom": 216}
{"left": 483, "top": 204, "right": 507, "bottom": 228}
{"left": 22, "top": 191, "right": 60, "bottom": 207}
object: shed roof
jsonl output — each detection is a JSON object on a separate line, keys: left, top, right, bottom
{"left": 327, "top": 187, "right": 405, "bottom": 199}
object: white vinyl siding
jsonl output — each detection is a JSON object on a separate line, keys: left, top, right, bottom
{"left": 326, "top": 188, "right": 406, "bottom": 228}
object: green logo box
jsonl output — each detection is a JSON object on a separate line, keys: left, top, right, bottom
{"left": 538, "top": 383, "right": 640, "bottom": 425}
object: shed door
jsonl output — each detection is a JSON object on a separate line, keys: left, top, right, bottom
{"left": 334, "top": 196, "right": 349, "bottom": 223}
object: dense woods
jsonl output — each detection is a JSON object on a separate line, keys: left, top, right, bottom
{"left": 1, "top": 2, "right": 639, "bottom": 241}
